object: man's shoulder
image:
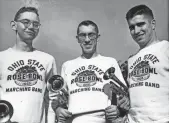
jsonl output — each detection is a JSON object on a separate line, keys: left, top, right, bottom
{"left": 160, "top": 40, "right": 169, "bottom": 56}
{"left": 0, "top": 48, "right": 11, "bottom": 55}
{"left": 160, "top": 40, "right": 169, "bottom": 47}
{"left": 98, "top": 55, "right": 117, "bottom": 62}
{"left": 34, "top": 50, "right": 55, "bottom": 60}
{"left": 162, "top": 40, "right": 169, "bottom": 43}
{"left": 128, "top": 40, "right": 169, "bottom": 59}
{"left": 62, "top": 57, "right": 80, "bottom": 67}
{"left": 152, "top": 40, "right": 169, "bottom": 49}
{"left": 128, "top": 54, "right": 135, "bottom": 59}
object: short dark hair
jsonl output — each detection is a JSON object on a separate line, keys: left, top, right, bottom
{"left": 77, "top": 20, "right": 99, "bottom": 34}
{"left": 126, "top": 4, "right": 154, "bottom": 21}
{"left": 14, "top": 7, "right": 39, "bottom": 21}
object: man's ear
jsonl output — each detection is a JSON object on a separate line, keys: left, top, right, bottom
{"left": 151, "top": 19, "right": 156, "bottom": 30}
{"left": 10, "top": 21, "right": 17, "bottom": 31}
{"left": 76, "top": 35, "right": 81, "bottom": 43}
{"left": 97, "top": 34, "right": 101, "bottom": 42}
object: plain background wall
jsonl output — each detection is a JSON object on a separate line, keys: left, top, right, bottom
{"left": 0, "top": 0, "right": 168, "bottom": 74}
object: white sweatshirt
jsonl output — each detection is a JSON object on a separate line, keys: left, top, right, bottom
{"left": 61, "top": 54, "right": 126, "bottom": 123}
{"left": 0, "top": 48, "right": 57, "bottom": 123}
{"left": 127, "top": 40, "right": 169, "bottom": 123}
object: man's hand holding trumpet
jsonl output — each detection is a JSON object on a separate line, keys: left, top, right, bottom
{"left": 103, "top": 67, "right": 130, "bottom": 122}
{"left": 47, "top": 75, "right": 71, "bottom": 123}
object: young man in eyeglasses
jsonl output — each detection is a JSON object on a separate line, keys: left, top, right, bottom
{"left": 0, "top": 6, "right": 57, "bottom": 123}
{"left": 54, "top": 20, "right": 130, "bottom": 123}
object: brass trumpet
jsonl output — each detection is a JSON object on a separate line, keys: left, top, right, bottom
{"left": 47, "top": 75, "right": 68, "bottom": 109}
{"left": 103, "top": 67, "right": 128, "bottom": 94}
{"left": 47, "top": 75, "right": 64, "bottom": 93}
{"left": 0, "top": 100, "right": 13, "bottom": 123}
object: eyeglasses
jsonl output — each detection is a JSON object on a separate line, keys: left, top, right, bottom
{"left": 77, "top": 33, "right": 98, "bottom": 41}
{"left": 17, "top": 19, "right": 41, "bottom": 29}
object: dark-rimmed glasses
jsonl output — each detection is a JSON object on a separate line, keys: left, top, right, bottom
{"left": 77, "top": 33, "right": 98, "bottom": 41}
{"left": 17, "top": 19, "right": 41, "bottom": 29}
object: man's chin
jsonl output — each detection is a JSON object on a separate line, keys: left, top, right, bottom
{"left": 24, "top": 36, "right": 36, "bottom": 41}
{"left": 135, "top": 39, "right": 145, "bottom": 44}
{"left": 83, "top": 49, "right": 94, "bottom": 54}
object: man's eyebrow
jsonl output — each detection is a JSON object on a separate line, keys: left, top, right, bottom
{"left": 137, "top": 22, "right": 145, "bottom": 25}
{"left": 19, "top": 19, "right": 39, "bottom": 22}
{"left": 22, "top": 18, "right": 30, "bottom": 20}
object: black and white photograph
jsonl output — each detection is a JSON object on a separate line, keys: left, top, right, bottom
{"left": 0, "top": 0, "right": 168, "bottom": 123}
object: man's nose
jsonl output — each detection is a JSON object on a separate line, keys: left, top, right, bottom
{"left": 28, "top": 22, "right": 34, "bottom": 29}
{"left": 134, "top": 26, "right": 141, "bottom": 34}
{"left": 84, "top": 35, "right": 90, "bottom": 42}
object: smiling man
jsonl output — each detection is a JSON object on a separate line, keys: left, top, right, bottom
{"left": 0, "top": 7, "right": 57, "bottom": 123}
{"left": 126, "top": 4, "right": 169, "bottom": 123}
{"left": 54, "top": 20, "right": 129, "bottom": 123}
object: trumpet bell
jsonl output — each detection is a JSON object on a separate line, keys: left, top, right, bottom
{"left": 103, "top": 67, "right": 115, "bottom": 80}
{"left": 0, "top": 100, "right": 13, "bottom": 123}
{"left": 47, "top": 75, "right": 64, "bottom": 93}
